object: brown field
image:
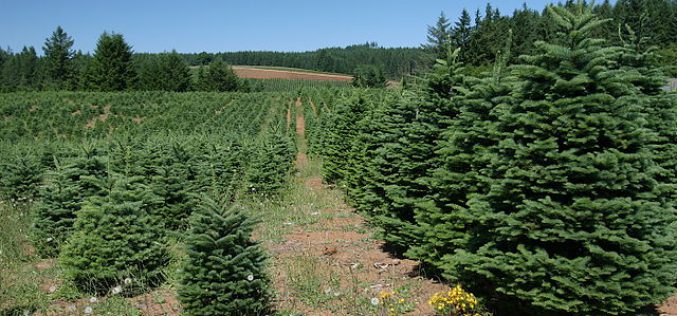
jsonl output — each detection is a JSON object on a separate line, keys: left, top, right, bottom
{"left": 232, "top": 66, "right": 353, "bottom": 81}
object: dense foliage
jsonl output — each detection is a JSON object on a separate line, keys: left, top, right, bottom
{"left": 0, "top": 91, "right": 295, "bottom": 304}
{"left": 60, "top": 175, "right": 168, "bottom": 294}
{"left": 179, "top": 197, "right": 270, "bottom": 315}
{"left": 312, "top": 3, "right": 676, "bottom": 316}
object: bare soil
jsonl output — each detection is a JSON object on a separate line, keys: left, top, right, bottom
{"left": 129, "top": 289, "right": 181, "bottom": 316}
{"left": 233, "top": 67, "right": 352, "bottom": 81}
{"left": 295, "top": 97, "right": 305, "bottom": 138}
{"left": 660, "top": 295, "right": 677, "bottom": 316}
{"left": 264, "top": 100, "right": 448, "bottom": 315}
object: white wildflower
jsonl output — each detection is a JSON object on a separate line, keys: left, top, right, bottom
{"left": 84, "top": 306, "right": 93, "bottom": 314}
{"left": 112, "top": 286, "right": 122, "bottom": 295}
{"left": 89, "top": 297, "right": 97, "bottom": 303}
{"left": 124, "top": 277, "right": 132, "bottom": 285}
{"left": 370, "top": 297, "right": 379, "bottom": 306}
{"left": 246, "top": 274, "right": 254, "bottom": 281}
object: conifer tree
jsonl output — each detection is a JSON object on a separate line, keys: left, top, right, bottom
{"left": 453, "top": 9, "right": 473, "bottom": 62}
{"left": 1, "top": 46, "right": 40, "bottom": 91}
{"left": 0, "top": 154, "right": 42, "bottom": 201}
{"left": 408, "top": 39, "right": 513, "bottom": 267}
{"left": 90, "top": 32, "right": 136, "bottom": 91}
{"left": 371, "top": 48, "right": 468, "bottom": 252}
{"left": 616, "top": 27, "right": 677, "bottom": 209}
{"left": 195, "top": 61, "right": 240, "bottom": 92}
{"left": 138, "top": 51, "right": 191, "bottom": 92}
{"left": 422, "top": 12, "right": 452, "bottom": 62}
{"left": 43, "top": 26, "right": 74, "bottom": 89}
{"left": 444, "top": 4, "right": 676, "bottom": 315}
{"left": 178, "top": 197, "right": 270, "bottom": 316}
{"left": 32, "top": 157, "right": 108, "bottom": 258}
{"left": 61, "top": 175, "right": 168, "bottom": 294}
{"left": 245, "top": 124, "right": 294, "bottom": 196}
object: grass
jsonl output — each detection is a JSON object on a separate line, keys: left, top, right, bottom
{"left": 248, "top": 157, "right": 347, "bottom": 243}
{"left": 0, "top": 198, "right": 187, "bottom": 315}
{"left": 0, "top": 201, "right": 51, "bottom": 315}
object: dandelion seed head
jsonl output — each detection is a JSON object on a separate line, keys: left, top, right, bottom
{"left": 371, "top": 297, "right": 379, "bottom": 306}
{"left": 246, "top": 274, "right": 254, "bottom": 281}
{"left": 84, "top": 306, "right": 93, "bottom": 314}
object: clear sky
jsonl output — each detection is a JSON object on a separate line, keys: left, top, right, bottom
{"left": 1, "top": 0, "right": 557, "bottom": 54}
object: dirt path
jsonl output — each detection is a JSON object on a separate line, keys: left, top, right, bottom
{"left": 261, "top": 99, "right": 447, "bottom": 315}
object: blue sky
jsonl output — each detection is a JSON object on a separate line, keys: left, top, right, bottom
{"left": 1, "top": 0, "right": 557, "bottom": 54}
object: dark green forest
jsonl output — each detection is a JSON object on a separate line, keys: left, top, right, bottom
{"left": 0, "top": 0, "right": 675, "bottom": 92}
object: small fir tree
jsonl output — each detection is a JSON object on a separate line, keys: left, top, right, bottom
{"left": 60, "top": 175, "right": 168, "bottom": 294}
{"left": 178, "top": 196, "right": 270, "bottom": 316}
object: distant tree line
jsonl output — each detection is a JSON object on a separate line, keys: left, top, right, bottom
{"left": 0, "top": 0, "right": 674, "bottom": 92}
{"left": 181, "top": 43, "right": 423, "bottom": 79}
{"left": 0, "top": 29, "right": 246, "bottom": 92}
{"left": 423, "top": 0, "right": 677, "bottom": 75}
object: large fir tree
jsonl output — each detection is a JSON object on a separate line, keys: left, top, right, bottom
{"left": 443, "top": 4, "right": 676, "bottom": 315}
{"left": 89, "top": 32, "right": 136, "bottom": 91}
{"left": 42, "top": 26, "right": 74, "bottom": 89}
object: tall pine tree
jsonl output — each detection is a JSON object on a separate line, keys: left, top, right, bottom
{"left": 43, "top": 26, "right": 74, "bottom": 89}
{"left": 89, "top": 32, "right": 136, "bottom": 91}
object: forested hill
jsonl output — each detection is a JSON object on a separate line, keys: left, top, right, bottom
{"left": 163, "top": 0, "right": 677, "bottom": 79}
{"left": 179, "top": 44, "right": 424, "bottom": 79}
{"left": 1, "top": 0, "right": 675, "bottom": 91}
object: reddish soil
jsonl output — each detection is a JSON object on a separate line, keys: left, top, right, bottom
{"left": 130, "top": 289, "right": 181, "bottom": 316}
{"left": 85, "top": 105, "right": 111, "bottom": 129}
{"left": 304, "top": 177, "right": 323, "bottom": 191}
{"left": 36, "top": 289, "right": 181, "bottom": 316}
{"left": 660, "top": 295, "right": 677, "bottom": 316}
{"left": 35, "top": 259, "right": 55, "bottom": 272}
{"left": 295, "top": 152, "right": 308, "bottom": 169}
{"left": 295, "top": 98, "right": 305, "bottom": 138}
{"left": 233, "top": 67, "right": 352, "bottom": 81}
{"left": 266, "top": 191, "right": 447, "bottom": 315}
{"left": 265, "top": 104, "right": 447, "bottom": 315}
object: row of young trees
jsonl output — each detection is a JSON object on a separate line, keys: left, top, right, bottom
{"left": 0, "top": 28, "right": 247, "bottom": 92}
{"left": 313, "top": 3, "right": 676, "bottom": 316}
{"left": 0, "top": 92, "right": 297, "bottom": 314}
{"left": 423, "top": 0, "right": 677, "bottom": 75}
